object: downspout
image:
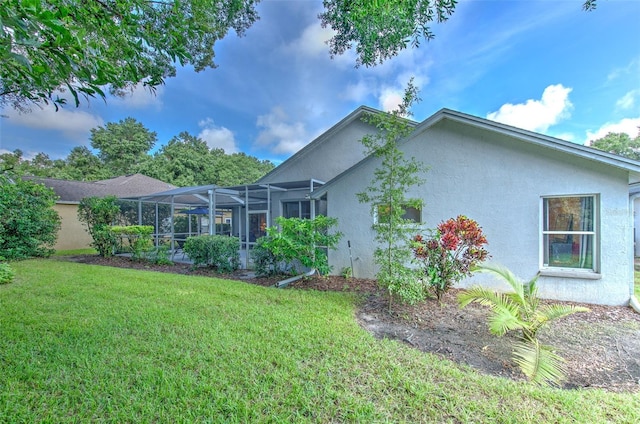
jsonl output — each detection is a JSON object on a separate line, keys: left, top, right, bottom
{"left": 629, "top": 193, "right": 640, "bottom": 313}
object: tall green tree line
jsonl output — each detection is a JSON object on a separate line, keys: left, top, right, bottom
{"left": 0, "top": 117, "right": 274, "bottom": 186}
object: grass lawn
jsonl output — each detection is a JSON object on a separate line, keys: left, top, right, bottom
{"left": 635, "top": 271, "right": 640, "bottom": 298}
{"left": 1, "top": 260, "right": 638, "bottom": 423}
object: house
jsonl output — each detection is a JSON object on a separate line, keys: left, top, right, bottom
{"left": 124, "top": 107, "right": 640, "bottom": 306}
{"left": 305, "top": 108, "right": 640, "bottom": 306}
{"left": 24, "top": 174, "right": 174, "bottom": 250}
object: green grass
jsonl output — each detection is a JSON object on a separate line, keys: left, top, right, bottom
{"left": 53, "top": 248, "right": 98, "bottom": 256}
{"left": 1, "top": 260, "right": 638, "bottom": 423}
{"left": 635, "top": 271, "right": 640, "bottom": 298}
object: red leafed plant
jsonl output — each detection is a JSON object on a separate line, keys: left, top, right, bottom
{"left": 412, "top": 215, "right": 489, "bottom": 300}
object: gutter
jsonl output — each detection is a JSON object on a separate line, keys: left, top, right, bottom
{"left": 274, "top": 268, "right": 316, "bottom": 288}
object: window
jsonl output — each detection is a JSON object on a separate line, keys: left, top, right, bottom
{"left": 542, "top": 195, "right": 597, "bottom": 270}
{"left": 375, "top": 204, "right": 422, "bottom": 224}
{"left": 283, "top": 200, "right": 311, "bottom": 219}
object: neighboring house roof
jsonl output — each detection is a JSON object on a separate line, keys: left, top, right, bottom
{"left": 312, "top": 108, "right": 640, "bottom": 199}
{"left": 95, "top": 174, "right": 176, "bottom": 198}
{"left": 23, "top": 174, "right": 175, "bottom": 203}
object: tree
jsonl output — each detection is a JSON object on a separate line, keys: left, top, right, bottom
{"left": 589, "top": 131, "right": 640, "bottom": 161}
{"left": 62, "top": 146, "right": 107, "bottom": 181}
{"left": 138, "top": 132, "right": 275, "bottom": 186}
{"left": 0, "top": 150, "right": 24, "bottom": 174}
{"left": 320, "top": 0, "right": 457, "bottom": 66}
{"left": 215, "top": 153, "right": 275, "bottom": 186}
{"left": 77, "top": 195, "right": 121, "bottom": 257}
{"left": 138, "top": 132, "right": 217, "bottom": 187}
{"left": 2, "top": 1, "right": 599, "bottom": 109}
{"left": 357, "top": 80, "right": 427, "bottom": 304}
{"left": 90, "top": 117, "right": 157, "bottom": 176}
{"left": 1, "top": 0, "right": 260, "bottom": 109}
{"left": 0, "top": 174, "right": 61, "bottom": 259}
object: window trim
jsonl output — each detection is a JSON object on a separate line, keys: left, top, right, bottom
{"left": 540, "top": 194, "right": 600, "bottom": 275}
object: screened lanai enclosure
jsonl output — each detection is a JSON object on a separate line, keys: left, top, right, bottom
{"left": 118, "top": 180, "right": 327, "bottom": 268}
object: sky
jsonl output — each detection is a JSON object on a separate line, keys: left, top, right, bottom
{"left": 1, "top": 0, "right": 639, "bottom": 165}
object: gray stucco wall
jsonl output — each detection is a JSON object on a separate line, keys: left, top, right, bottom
{"left": 326, "top": 119, "right": 632, "bottom": 305}
{"left": 259, "top": 118, "right": 375, "bottom": 184}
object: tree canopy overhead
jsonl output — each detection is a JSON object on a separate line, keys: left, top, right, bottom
{"left": 1, "top": 0, "right": 601, "bottom": 109}
{"left": 1, "top": 0, "right": 260, "bottom": 109}
{"left": 319, "top": 0, "right": 457, "bottom": 67}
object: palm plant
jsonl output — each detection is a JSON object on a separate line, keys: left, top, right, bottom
{"left": 457, "top": 264, "right": 589, "bottom": 386}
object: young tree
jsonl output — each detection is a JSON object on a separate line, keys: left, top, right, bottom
{"left": 90, "top": 117, "right": 157, "bottom": 177}
{"left": 357, "top": 80, "right": 428, "bottom": 304}
{"left": 458, "top": 264, "right": 589, "bottom": 386}
{"left": 589, "top": 131, "right": 640, "bottom": 160}
{"left": 0, "top": 174, "right": 61, "bottom": 259}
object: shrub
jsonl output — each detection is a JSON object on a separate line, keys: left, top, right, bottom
{"left": 183, "top": 235, "right": 240, "bottom": 272}
{"left": 145, "top": 245, "right": 174, "bottom": 266}
{"left": 260, "top": 216, "right": 342, "bottom": 276}
{"left": 77, "top": 196, "right": 121, "bottom": 257}
{"left": 251, "top": 235, "right": 285, "bottom": 277}
{"left": 0, "top": 176, "right": 61, "bottom": 260}
{"left": 111, "top": 225, "right": 154, "bottom": 261}
{"left": 0, "top": 262, "right": 15, "bottom": 284}
{"left": 458, "top": 264, "right": 589, "bottom": 386}
{"left": 413, "top": 215, "right": 489, "bottom": 300}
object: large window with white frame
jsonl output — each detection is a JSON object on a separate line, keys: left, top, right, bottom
{"left": 542, "top": 195, "right": 598, "bottom": 270}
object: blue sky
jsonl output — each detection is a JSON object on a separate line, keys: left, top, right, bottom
{"left": 1, "top": 0, "right": 639, "bottom": 165}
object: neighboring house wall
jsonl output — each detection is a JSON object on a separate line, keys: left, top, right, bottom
{"left": 324, "top": 117, "right": 633, "bottom": 305}
{"left": 53, "top": 203, "right": 92, "bottom": 250}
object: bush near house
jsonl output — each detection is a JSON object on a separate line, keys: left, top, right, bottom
{"left": 77, "top": 196, "right": 121, "bottom": 257}
{"left": 183, "top": 235, "right": 240, "bottom": 272}
{"left": 413, "top": 215, "right": 489, "bottom": 300}
{"left": 257, "top": 216, "right": 342, "bottom": 276}
{"left": 0, "top": 175, "right": 61, "bottom": 260}
{"left": 111, "top": 225, "right": 154, "bottom": 260}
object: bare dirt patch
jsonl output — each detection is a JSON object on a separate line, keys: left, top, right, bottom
{"left": 64, "top": 255, "right": 640, "bottom": 392}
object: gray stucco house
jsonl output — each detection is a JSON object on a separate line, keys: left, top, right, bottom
{"left": 262, "top": 107, "right": 640, "bottom": 306}
{"left": 128, "top": 106, "right": 640, "bottom": 306}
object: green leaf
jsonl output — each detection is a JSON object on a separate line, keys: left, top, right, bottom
{"left": 513, "top": 339, "right": 566, "bottom": 386}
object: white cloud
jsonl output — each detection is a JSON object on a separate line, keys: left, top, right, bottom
{"left": 341, "top": 79, "right": 372, "bottom": 103}
{"left": 3, "top": 105, "right": 104, "bottom": 143}
{"left": 585, "top": 117, "right": 640, "bottom": 144}
{"left": 486, "top": 84, "right": 573, "bottom": 132}
{"left": 255, "top": 107, "right": 309, "bottom": 155}
{"left": 197, "top": 118, "right": 239, "bottom": 153}
{"left": 111, "top": 83, "right": 164, "bottom": 109}
{"left": 286, "top": 23, "right": 335, "bottom": 58}
{"left": 615, "top": 89, "right": 640, "bottom": 111}
{"left": 379, "top": 87, "right": 404, "bottom": 112}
